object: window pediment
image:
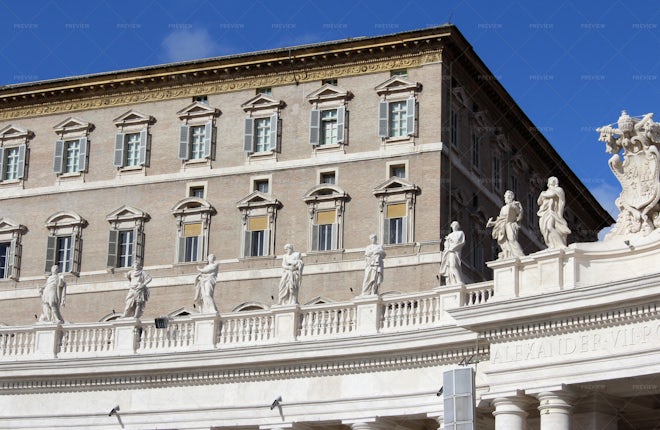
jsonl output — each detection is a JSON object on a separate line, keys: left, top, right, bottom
{"left": 241, "top": 94, "right": 285, "bottom": 113}
{"left": 0, "top": 125, "right": 33, "bottom": 142}
{"left": 303, "top": 184, "right": 349, "bottom": 203}
{"left": 232, "top": 302, "right": 269, "bottom": 312}
{"left": 53, "top": 117, "right": 94, "bottom": 135}
{"left": 306, "top": 84, "right": 352, "bottom": 104}
{"left": 177, "top": 102, "right": 221, "bottom": 121}
{"left": 45, "top": 211, "right": 87, "bottom": 229}
{"left": 375, "top": 76, "right": 422, "bottom": 96}
{"left": 106, "top": 205, "right": 150, "bottom": 223}
{"left": 237, "top": 191, "right": 281, "bottom": 210}
{"left": 171, "top": 197, "right": 216, "bottom": 216}
{"left": 373, "top": 177, "right": 420, "bottom": 197}
{"left": 452, "top": 86, "right": 470, "bottom": 109}
{"left": 0, "top": 217, "right": 26, "bottom": 234}
{"left": 113, "top": 110, "right": 155, "bottom": 127}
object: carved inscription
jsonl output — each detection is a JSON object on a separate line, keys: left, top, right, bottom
{"left": 492, "top": 322, "right": 660, "bottom": 364}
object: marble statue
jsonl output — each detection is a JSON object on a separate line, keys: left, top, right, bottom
{"left": 122, "top": 263, "right": 152, "bottom": 318}
{"left": 278, "top": 244, "right": 303, "bottom": 305}
{"left": 38, "top": 265, "right": 67, "bottom": 323}
{"left": 361, "top": 234, "right": 386, "bottom": 295}
{"left": 486, "top": 190, "right": 525, "bottom": 259}
{"left": 439, "top": 221, "right": 465, "bottom": 285}
{"left": 194, "top": 254, "right": 219, "bottom": 313}
{"left": 597, "top": 111, "right": 660, "bottom": 239}
{"left": 537, "top": 177, "right": 571, "bottom": 248}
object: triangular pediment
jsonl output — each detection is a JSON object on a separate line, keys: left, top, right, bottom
{"left": 241, "top": 94, "right": 284, "bottom": 112}
{"left": 306, "top": 84, "right": 351, "bottom": 103}
{"left": 113, "top": 110, "right": 155, "bottom": 126}
{"left": 373, "top": 177, "right": 420, "bottom": 196}
{"left": 375, "top": 76, "right": 421, "bottom": 95}
{"left": 106, "top": 205, "right": 150, "bottom": 222}
{"left": 0, "top": 217, "right": 26, "bottom": 233}
{"left": 177, "top": 102, "right": 220, "bottom": 120}
{"left": 0, "top": 124, "right": 32, "bottom": 141}
{"left": 53, "top": 117, "right": 93, "bottom": 134}
{"left": 237, "top": 191, "right": 281, "bottom": 209}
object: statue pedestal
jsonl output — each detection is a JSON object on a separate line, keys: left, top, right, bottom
{"left": 354, "top": 295, "right": 382, "bottom": 335}
{"left": 192, "top": 313, "right": 219, "bottom": 349}
{"left": 114, "top": 318, "right": 139, "bottom": 355}
{"left": 33, "top": 322, "right": 61, "bottom": 359}
{"left": 271, "top": 304, "right": 300, "bottom": 343}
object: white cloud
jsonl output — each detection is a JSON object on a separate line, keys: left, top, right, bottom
{"left": 161, "top": 28, "right": 223, "bottom": 63}
{"left": 588, "top": 182, "right": 620, "bottom": 240}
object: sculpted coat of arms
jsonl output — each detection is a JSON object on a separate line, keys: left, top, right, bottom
{"left": 597, "top": 111, "right": 660, "bottom": 239}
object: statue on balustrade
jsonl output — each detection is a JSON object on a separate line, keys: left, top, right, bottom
{"left": 122, "top": 263, "right": 152, "bottom": 318}
{"left": 194, "top": 254, "right": 219, "bottom": 313}
{"left": 361, "top": 234, "right": 386, "bottom": 295}
{"left": 439, "top": 221, "right": 465, "bottom": 285}
{"left": 38, "top": 265, "right": 67, "bottom": 324}
{"left": 486, "top": 190, "right": 525, "bottom": 259}
{"left": 597, "top": 111, "right": 660, "bottom": 239}
{"left": 278, "top": 244, "right": 304, "bottom": 305}
{"left": 537, "top": 176, "right": 571, "bottom": 248}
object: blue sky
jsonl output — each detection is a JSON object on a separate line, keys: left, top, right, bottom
{"left": 0, "top": 0, "right": 658, "bottom": 219}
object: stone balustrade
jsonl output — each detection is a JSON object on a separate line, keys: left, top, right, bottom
{"left": 0, "top": 284, "right": 481, "bottom": 361}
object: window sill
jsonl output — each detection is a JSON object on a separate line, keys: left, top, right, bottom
{"left": 383, "top": 135, "right": 415, "bottom": 145}
{"left": 182, "top": 158, "right": 212, "bottom": 170}
{"left": 117, "top": 166, "right": 146, "bottom": 177}
{"left": 0, "top": 179, "right": 23, "bottom": 188}
{"left": 247, "top": 151, "right": 277, "bottom": 163}
{"left": 312, "top": 143, "right": 345, "bottom": 155}
{"left": 56, "top": 172, "right": 85, "bottom": 184}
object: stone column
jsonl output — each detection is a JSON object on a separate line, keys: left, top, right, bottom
{"left": 492, "top": 397, "right": 529, "bottom": 430}
{"left": 537, "top": 391, "right": 573, "bottom": 430}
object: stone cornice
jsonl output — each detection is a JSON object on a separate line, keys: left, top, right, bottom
{"left": 0, "top": 50, "right": 443, "bottom": 121}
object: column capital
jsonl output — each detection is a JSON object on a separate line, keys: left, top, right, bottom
{"left": 492, "top": 396, "right": 532, "bottom": 418}
{"left": 536, "top": 390, "right": 574, "bottom": 416}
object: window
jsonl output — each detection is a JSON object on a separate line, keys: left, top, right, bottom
{"left": 256, "top": 87, "right": 272, "bottom": 96}
{"left": 193, "top": 95, "right": 208, "bottom": 104}
{"left": 244, "top": 114, "right": 279, "bottom": 154}
{"left": 0, "top": 125, "right": 31, "bottom": 183}
{"left": 389, "top": 163, "right": 406, "bottom": 179}
{"left": 0, "top": 218, "right": 26, "bottom": 280}
{"left": 114, "top": 131, "right": 148, "bottom": 168}
{"left": 254, "top": 179, "right": 269, "bottom": 193}
{"left": 375, "top": 75, "right": 421, "bottom": 140}
{"left": 450, "top": 109, "right": 459, "bottom": 147}
{"left": 53, "top": 117, "right": 93, "bottom": 176}
{"left": 492, "top": 156, "right": 501, "bottom": 191}
{"left": 106, "top": 206, "right": 149, "bottom": 269}
{"left": 189, "top": 186, "right": 205, "bottom": 198}
{"left": 177, "top": 102, "right": 220, "bottom": 163}
{"left": 510, "top": 175, "right": 519, "bottom": 197}
{"left": 471, "top": 132, "right": 480, "bottom": 168}
{"left": 391, "top": 69, "right": 408, "bottom": 77}
{"left": 255, "top": 118, "right": 272, "bottom": 152}
{"left": 179, "top": 123, "right": 214, "bottom": 161}
{"left": 322, "top": 78, "right": 338, "bottom": 86}
{"left": 172, "top": 198, "right": 215, "bottom": 264}
{"left": 45, "top": 212, "right": 87, "bottom": 275}
{"left": 304, "top": 185, "right": 348, "bottom": 252}
{"left": 307, "top": 84, "right": 351, "bottom": 148}
{"left": 373, "top": 177, "right": 419, "bottom": 246}
{"left": 238, "top": 191, "right": 281, "bottom": 258}
{"left": 526, "top": 193, "right": 536, "bottom": 228}
{"left": 319, "top": 171, "right": 336, "bottom": 184}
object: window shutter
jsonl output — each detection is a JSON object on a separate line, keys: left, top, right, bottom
{"left": 383, "top": 219, "right": 390, "bottom": 245}
{"left": 53, "top": 140, "right": 64, "bottom": 174}
{"left": 243, "top": 230, "right": 251, "bottom": 257}
{"left": 262, "top": 229, "right": 270, "bottom": 256}
{"left": 45, "top": 236, "right": 57, "bottom": 272}
{"left": 243, "top": 118, "right": 255, "bottom": 152}
{"left": 378, "top": 100, "right": 389, "bottom": 138}
{"left": 336, "top": 106, "right": 346, "bottom": 144}
{"left": 197, "top": 230, "right": 205, "bottom": 262}
{"left": 0, "top": 149, "right": 5, "bottom": 181}
{"left": 72, "top": 234, "right": 83, "bottom": 275}
{"left": 270, "top": 114, "right": 280, "bottom": 152}
{"left": 138, "top": 130, "right": 148, "bottom": 166}
{"left": 113, "top": 133, "right": 125, "bottom": 168}
{"left": 331, "top": 223, "right": 338, "bottom": 250}
{"left": 406, "top": 96, "right": 416, "bottom": 136}
{"left": 177, "top": 236, "right": 186, "bottom": 263}
{"left": 9, "top": 238, "right": 20, "bottom": 280}
{"left": 178, "top": 125, "right": 190, "bottom": 160}
{"left": 311, "top": 224, "right": 319, "bottom": 251}
{"left": 309, "top": 109, "right": 320, "bottom": 146}
{"left": 78, "top": 137, "right": 88, "bottom": 172}
{"left": 106, "top": 230, "right": 119, "bottom": 268}
{"left": 135, "top": 228, "right": 145, "bottom": 265}
{"left": 16, "top": 144, "right": 26, "bottom": 179}
{"left": 203, "top": 121, "right": 213, "bottom": 159}
{"left": 401, "top": 215, "right": 409, "bottom": 243}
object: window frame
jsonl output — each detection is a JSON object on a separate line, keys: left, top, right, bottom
{"left": 176, "top": 102, "right": 220, "bottom": 165}
{"left": 307, "top": 83, "right": 351, "bottom": 150}
{"left": 106, "top": 205, "right": 150, "bottom": 269}
{"left": 375, "top": 75, "right": 421, "bottom": 143}
{"left": 45, "top": 212, "right": 87, "bottom": 276}
{"left": 373, "top": 177, "right": 420, "bottom": 246}
{"left": 0, "top": 218, "right": 26, "bottom": 280}
{"left": 242, "top": 94, "right": 284, "bottom": 157}
{"left": 172, "top": 197, "right": 215, "bottom": 264}
{"left": 0, "top": 125, "right": 31, "bottom": 185}
{"left": 303, "top": 184, "right": 348, "bottom": 252}
{"left": 237, "top": 191, "right": 281, "bottom": 258}
{"left": 53, "top": 117, "right": 93, "bottom": 178}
